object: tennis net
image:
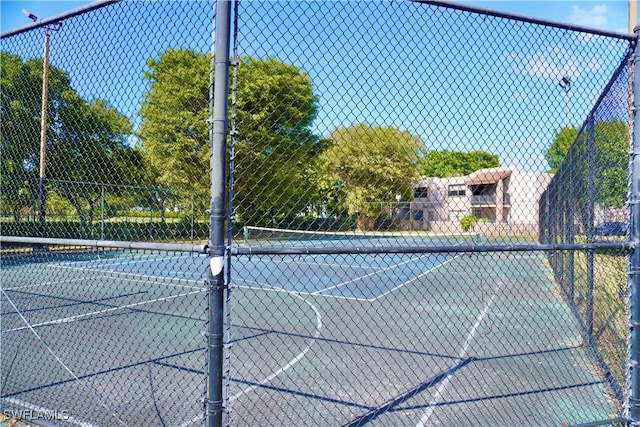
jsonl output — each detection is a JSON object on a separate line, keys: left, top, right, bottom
{"left": 240, "top": 225, "right": 477, "bottom": 247}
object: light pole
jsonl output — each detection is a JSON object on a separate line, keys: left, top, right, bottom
{"left": 23, "top": 9, "right": 62, "bottom": 238}
{"left": 558, "top": 76, "right": 571, "bottom": 128}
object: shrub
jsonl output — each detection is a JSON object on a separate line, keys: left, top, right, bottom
{"left": 460, "top": 214, "right": 476, "bottom": 232}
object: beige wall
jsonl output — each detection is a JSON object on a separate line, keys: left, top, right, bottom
{"left": 412, "top": 168, "right": 552, "bottom": 233}
{"left": 508, "top": 170, "right": 552, "bottom": 225}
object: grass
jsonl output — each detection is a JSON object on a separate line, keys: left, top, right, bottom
{"left": 561, "top": 249, "right": 628, "bottom": 389}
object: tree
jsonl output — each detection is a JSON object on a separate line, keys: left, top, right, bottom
{"left": 139, "top": 49, "right": 321, "bottom": 224}
{"left": 317, "top": 124, "right": 423, "bottom": 226}
{"left": 592, "top": 119, "right": 628, "bottom": 208}
{"left": 1, "top": 51, "right": 40, "bottom": 221}
{"left": 1, "top": 51, "right": 143, "bottom": 226}
{"left": 545, "top": 121, "right": 628, "bottom": 208}
{"left": 545, "top": 126, "right": 578, "bottom": 173}
{"left": 420, "top": 150, "right": 500, "bottom": 178}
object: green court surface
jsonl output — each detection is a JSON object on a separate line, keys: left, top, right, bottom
{"left": 1, "top": 249, "right": 620, "bottom": 426}
{"left": 227, "top": 251, "right": 620, "bottom": 426}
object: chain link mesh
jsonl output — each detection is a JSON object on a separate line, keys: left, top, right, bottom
{"left": 228, "top": 1, "right": 634, "bottom": 426}
{"left": 0, "top": 0, "right": 637, "bottom": 426}
{"left": 1, "top": 2, "right": 213, "bottom": 425}
{"left": 542, "top": 58, "right": 632, "bottom": 402}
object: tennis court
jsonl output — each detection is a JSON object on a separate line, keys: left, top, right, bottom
{"left": 1, "top": 237, "right": 619, "bottom": 426}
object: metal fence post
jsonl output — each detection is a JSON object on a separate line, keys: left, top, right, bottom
{"left": 100, "top": 184, "right": 105, "bottom": 240}
{"left": 208, "top": 1, "right": 232, "bottom": 426}
{"left": 587, "top": 114, "right": 596, "bottom": 338}
{"left": 191, "top": 194, "right": 195, "bottom": 243}
{"left": 568, "top": 152, "right": 575, "bottom": 304}
{"left": 628, "top": 25, "right": 640, "bottom": 426}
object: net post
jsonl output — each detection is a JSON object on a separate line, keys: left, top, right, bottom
{"left": 628, "top": 26, "right": 640, "bottom": 426}
{"left": 207, "top": 1, "right": 232, "bottom": 426}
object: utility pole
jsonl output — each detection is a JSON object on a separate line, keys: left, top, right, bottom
{"left": 22, "top": 9, "right": 62, "bottom": 239}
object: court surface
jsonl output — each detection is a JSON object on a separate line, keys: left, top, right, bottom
{"left": 1, "top": 247, "right": 620, "bottom": 426}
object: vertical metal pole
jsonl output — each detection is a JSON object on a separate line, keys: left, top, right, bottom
{"left": 628, "top": 27, "right": 640, "bottom": 425}
{"left": 208, "top": 1, "right": 231, "bottom": 426}
{"left": 568, "top": 152, "right": 575, "bottom": 304}
{"left": 191, "top": 194, "right": 195, "bottom": 243}
{"left": 586, "top": 114, "right": 595, "bottom": 338}
{"left": 38, "top": 27, "right": 50, "bottom": 239}
{"left": 150, "top": 193, "right": 154, "bottom": 242}
{"left": 101, "top": 184, "right": 105, "bottom": 240}
{"left": 558, "top": 178, "right": 565, "bottom": 285}
{"left": 545, "top": 189, "right": 551, "bottom": 244}
{"left": 565, "top": 87, "right": 571, "bottom": 128}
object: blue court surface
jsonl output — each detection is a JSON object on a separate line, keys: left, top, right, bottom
{"left": 46, "top": 249, "right": 461, "bottom": 300}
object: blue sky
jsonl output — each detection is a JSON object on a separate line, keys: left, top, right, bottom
{"left": 1, "top": 1, "right": 637, "bottom": 173}
{"left": 1, "top": 1, "right": 634, "bottom": 35}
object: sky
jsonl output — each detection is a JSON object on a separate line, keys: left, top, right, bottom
{"left": 1, "top": 1, "right": 635, "bottom": 35}
{"left": 0, "top": 1, "right": 638, "bottom": 174}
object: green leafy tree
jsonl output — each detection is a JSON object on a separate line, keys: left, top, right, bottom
{"left": 592, "top": 119, "right": 628, "bottom": 208}
{"left": 317, "top": 124, "right": 423, "bottom": 227}
{"left": 545, "top": 126, "right": 578, "bottom": 173}
{"left": 545, "top": 121, "right": 627, "bottom": 208}
{"left": 1, "top": 51, "right": 143, "bottom": 226}
{"left": 139, "top": 49, "right": 320, "bottom": 224}
{"left": 420, "top": 150, "right": 500, "bottom": 178}
{"left": 1, "top": 51, "right": 42, "bottom": 220}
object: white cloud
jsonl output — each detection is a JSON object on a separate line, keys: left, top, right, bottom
{"left": 568, "top": 5, "right": 609, "bottom": 29}
{"left": 523, "top": 46, "right": 581, "bottom": 80}
{"left": 503, "top": 45, "right": 602, "bottom": 82}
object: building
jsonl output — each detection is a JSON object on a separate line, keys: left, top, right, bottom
{"left": 409, "top": 167, "right": 552, "bottom": 235}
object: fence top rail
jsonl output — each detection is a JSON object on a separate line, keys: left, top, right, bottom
{"left": 0, "top": 0, "right": 118, "bottom": 39}
{"left": 0, "top": 235, "right": 208, "bottom": 253}
{"left": 415, "top": 0, "right": 638, "bottom": 41}
{"left": 2, "top": 0, "right": 637, "bottom": 42}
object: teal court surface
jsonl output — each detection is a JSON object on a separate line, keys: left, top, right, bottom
{"left": 1, "top": 246, "right": 620, "bottom": 426}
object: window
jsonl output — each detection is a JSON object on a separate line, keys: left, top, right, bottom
{"left": 448, "top": 184, "right": 466, "bottom": 197}
{"left": 414, "top": 187, "right": 428, "bottom": 198}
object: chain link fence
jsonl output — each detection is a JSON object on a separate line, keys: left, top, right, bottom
{"left": 1, "top": 1, "right": 213, "bottom": 425}
{"left": 1, "top": 0, "right": 638, "bottom": 426}
{"left": 541, "top": 58, "right": 632, "bottom": 398}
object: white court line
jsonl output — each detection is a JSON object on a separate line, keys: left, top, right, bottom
{"left": 3, "top": 275, "right": 110, "bottom": 291}
{"left": 177, "top": 285, "right": 323, "bottom": 427}
{"left": 310, "top": 254, "right": 430, "bottom": 295}
{"left": 235, "top": 281, "right": 370, "bottom": 302}
{"left": 232, "top": 255, "right": 460, "bottom": 303}
{"left": 279, "top": 257, "right": 382, "bottom": 271}
{"left": 61, "top": 254, "right": 180, "bottom": 269}
{"left": 415, "top": 278, "right": 503, "bottom": 427}
{"left": 4, "top": 289, "right": 204, "bottom": 333}
{"left": 48, "top": 263, "right": 202, "bottom": 287}
{"left": 4, "top": 397, "right": 100, "bottom": 427}
{"left": 370, "top": 255, "right": 461, "bottom": 301}
{"left": 1, "top": 288, "right": 127, "bottom": 425}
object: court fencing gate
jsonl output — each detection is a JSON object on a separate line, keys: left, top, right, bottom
{"left": 0, "top": 1, "right": 639, "bottom": 426}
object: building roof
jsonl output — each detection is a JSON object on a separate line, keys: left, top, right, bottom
{"left": 464, "top": 168, "right": 513, "bottom": 185}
